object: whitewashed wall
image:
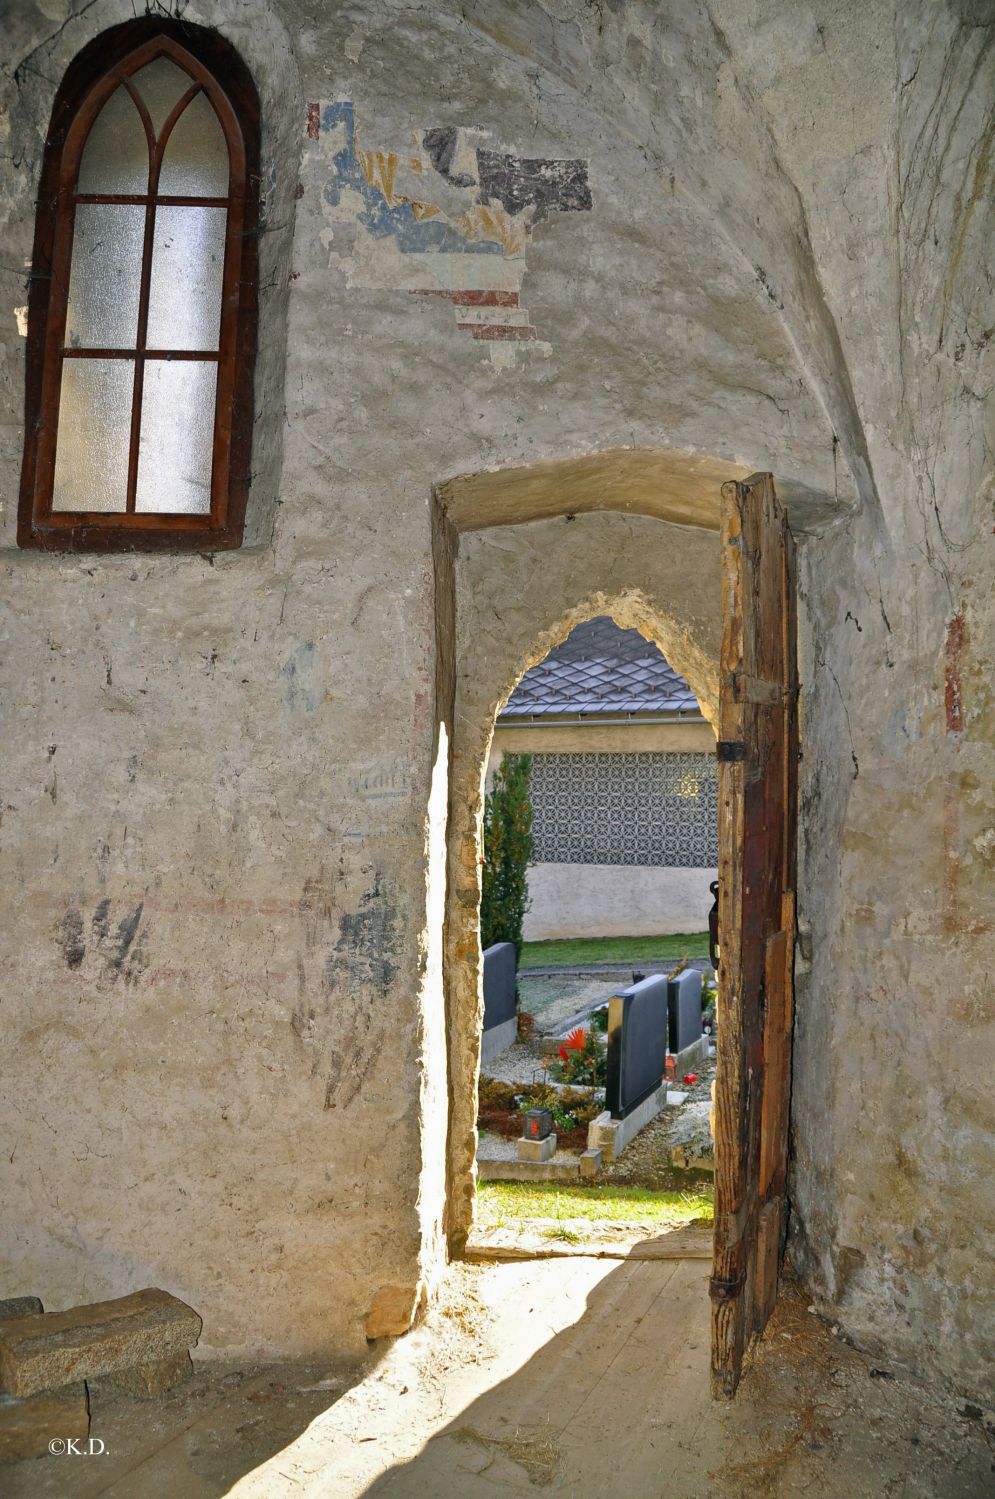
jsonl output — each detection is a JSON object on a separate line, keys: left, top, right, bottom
{"left": 523, "top": 863, "right": 715, "bottom": 941}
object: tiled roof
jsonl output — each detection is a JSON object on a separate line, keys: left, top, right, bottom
{"left": 500, "top": 616, "right": 701, "bottom": 718}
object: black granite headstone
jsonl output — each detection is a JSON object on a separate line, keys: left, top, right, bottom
{"left": 482, "top": 941, "right": 517, "bottom": 1033}
{"left": 668, "top": 969, "right": 703, "bottom": 1055}
{"left": 605, "top": 974, "right": 668, "bottom": 1119}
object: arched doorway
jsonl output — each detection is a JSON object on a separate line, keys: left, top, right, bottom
{"left": 428, "top": 456, "right": 798, "bottom": 1394}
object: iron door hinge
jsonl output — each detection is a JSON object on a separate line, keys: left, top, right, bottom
{"left": 709, "top": 1271, "right": 746, "bottom": 1302}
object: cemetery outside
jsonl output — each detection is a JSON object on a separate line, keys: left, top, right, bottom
{"left": 476, "top": 940, "right": 717, "bottom": 1241}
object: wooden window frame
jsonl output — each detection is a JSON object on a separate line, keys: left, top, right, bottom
{"left": 18, "top": 18, "right": 260, "bottom": 553}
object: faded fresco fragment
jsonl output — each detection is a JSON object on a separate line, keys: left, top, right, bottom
{"left": 310, "top": 102, "right": 591, "bottom": 363}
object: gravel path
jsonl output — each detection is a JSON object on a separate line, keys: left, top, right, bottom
{"left": 521, "top": 957, "right": 712, "bottom": 979}
{"left": 600, "top": 1055, "right": 716, "bottom": 1190}
{"left": 519, "top": 961, "right": 715, "bottom": 1040}
{"left": 518, "top": 975, "right": 615, "bottom": 1037}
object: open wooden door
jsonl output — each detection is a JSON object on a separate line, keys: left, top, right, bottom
{"left": 710, "top": 472, "right": 798, "bottom": 1398}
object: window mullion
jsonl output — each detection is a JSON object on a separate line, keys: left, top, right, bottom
{"left": 125, "top": 193, "right": 157, "bottom": 514}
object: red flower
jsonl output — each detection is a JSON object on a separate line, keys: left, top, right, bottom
{"left": 558, "top": 1026, "right": 588, "bottom": 1063}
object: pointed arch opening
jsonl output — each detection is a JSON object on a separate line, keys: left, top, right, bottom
{"left": 431, "top": 495, "right": 723, "bottom": 1260}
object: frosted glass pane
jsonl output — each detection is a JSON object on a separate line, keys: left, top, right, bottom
{"left": 130, "top": 57, "right": 194, "bottom": 139}
{"left": 52, "top": 359, "right": 134, "bottom": 512}
{"left": 159, "top": 92, "right": 229, "bottom": 197}
{"left": 145, "top": 206, "right": 226, "bottom": 351}
{"left": 135, "top": 360, "right": 216, "bottom": 514}
{"left": 65, "top": 204, "right": 144, "bottom": 349}
{"left": 77, "top": 86, "right": 149, "bottom": 194}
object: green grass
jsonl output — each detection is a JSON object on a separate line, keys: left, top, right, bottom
{"left": 519, "top": 933, "right": 709, "bottom": 969}
{"left": 477, "top": 1180, "right": 714, "bottom": 1228}
{"left": 543, "top": 1225, "right": 582, "bottom": 1243}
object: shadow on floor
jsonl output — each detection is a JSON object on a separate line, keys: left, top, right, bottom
{"left": 357, "top": 1261, "right": 994, "bottom": 1499}
{"left": 3, "top": 1355, "right": 371, "bottom": 1499}
{"left": 10, "top": 1260, "right": 992, "bottom": 1498}
{"left": 363, "top": 1256, "right": 713, "bottom": 1498}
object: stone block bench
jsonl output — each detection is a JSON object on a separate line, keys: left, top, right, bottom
{"left": 0, "top": 1288, "right": 202, "bottom": 1462}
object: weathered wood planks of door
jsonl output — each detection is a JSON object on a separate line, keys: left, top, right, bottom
{"left": 710, "top": 472, "right": 798, "bottom": 1398}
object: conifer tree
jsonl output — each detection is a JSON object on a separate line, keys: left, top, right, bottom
{"left": 480, "top": 752, "right": 533, "bottom": 959}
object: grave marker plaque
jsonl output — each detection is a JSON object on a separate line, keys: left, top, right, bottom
{"left": 606, "top": 975, "right": 668, "bottom": 1119}
{"left": 668, "top": 969, "right": 703, "bottom": 1055}
{"left": 482, "top": 942, "right": 517, "bottom": 1034}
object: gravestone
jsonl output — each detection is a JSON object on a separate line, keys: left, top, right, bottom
{"left": 668, "top": 969, "right": 703, "bottom": 1055}
{"left": 482, "top": 942, "right": 516, "bottom": 1030}
{"left": 481, "top": 942, "right": 517, "bottom": 1063}
{"left": 605, "top": 974, "right": 668, "bottom": 1119}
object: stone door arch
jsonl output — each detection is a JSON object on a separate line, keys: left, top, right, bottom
{"left": 431, "top": 455, "right": 729, "bottom": 1256}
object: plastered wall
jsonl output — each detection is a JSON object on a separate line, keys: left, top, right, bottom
{"left": 521, "top": 865, "right": 716, "bottom": 941}
{"left": 0, "top": 0, "right": 992, "bottom": 1397}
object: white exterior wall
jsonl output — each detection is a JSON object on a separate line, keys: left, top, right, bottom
{"left": 523, "top": 862, "right": 715, "bottom": 941}
{"left": 489, "top": 719, "right": 716, "bottom": 777}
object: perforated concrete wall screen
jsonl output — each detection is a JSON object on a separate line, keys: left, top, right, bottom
{"left": 529, "top": 751, "right": 718, "bottom": 867}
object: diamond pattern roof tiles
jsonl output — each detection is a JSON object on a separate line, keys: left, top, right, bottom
{"left": 500, "top": 616, "right": 701, "bottom": 718}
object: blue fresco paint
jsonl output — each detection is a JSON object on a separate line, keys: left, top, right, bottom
{"left": 321, "top": 101, "right": 504, "bottom": 255}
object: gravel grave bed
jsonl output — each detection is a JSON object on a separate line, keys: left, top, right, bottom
{"left": 476, "top": 1132, "right": 581, "bottom": 1167}
{"left": 481, "top": 1037, "right": 561, "bottom": 1088}
{"left": 600, "top": 1056, "right": 716, "bottom": 1191}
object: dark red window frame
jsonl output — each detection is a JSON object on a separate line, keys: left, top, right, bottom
{"left": 18, "top": 18, "right": 260, "bottom": 552}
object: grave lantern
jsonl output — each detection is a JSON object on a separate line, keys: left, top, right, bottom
{"left": 522, "top": 1108, "right": 553, "bottom": 1140}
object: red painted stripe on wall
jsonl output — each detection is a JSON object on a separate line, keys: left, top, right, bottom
{"left": 409, "top": 290, "right": 520, "bottom": 307}
{"left": 458, "top": 324, "right": 537, "bottom": 340}
{"left": 945, "top": 612, "right": 965, "bottom": 733}
{"left": 455, "top": 291, "right": 520, "bottom": 307}
{"left": 306, "top": 103, "right": 320, "bottom": 140}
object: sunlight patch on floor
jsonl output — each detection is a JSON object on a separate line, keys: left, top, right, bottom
{"left": 223, "top": 1261, "right": 612, "bottom": 1498}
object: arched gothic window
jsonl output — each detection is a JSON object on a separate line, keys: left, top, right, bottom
{"left": 19, "top": 20, "right": 259, "bottom": 551}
